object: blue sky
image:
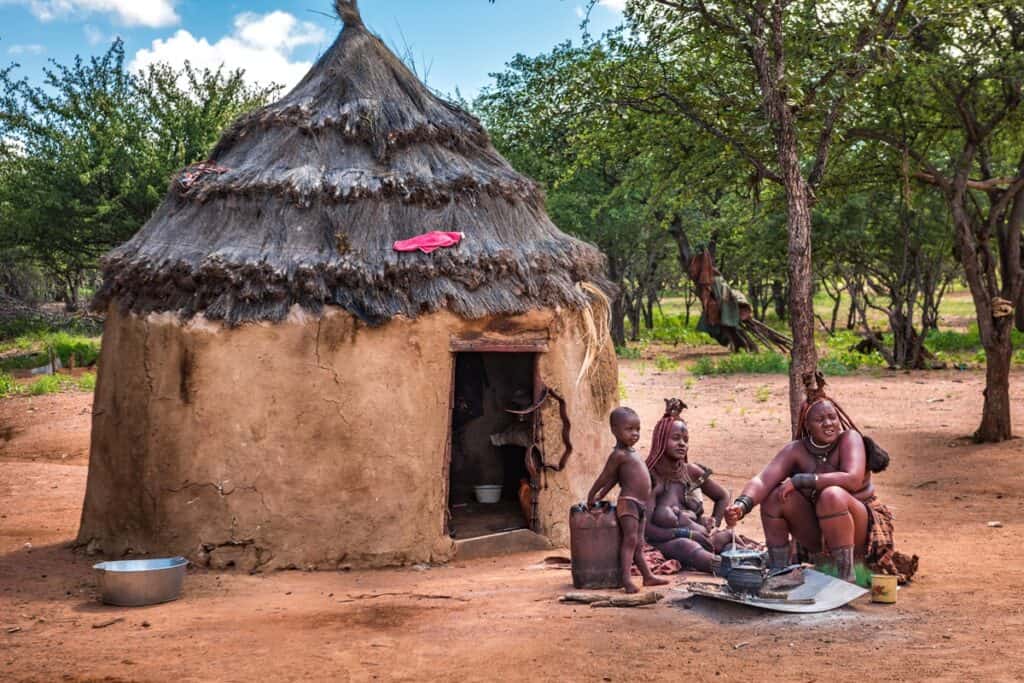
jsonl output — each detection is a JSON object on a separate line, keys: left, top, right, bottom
{"left": 0, "top": 1, "right": 625, "bottom": 98}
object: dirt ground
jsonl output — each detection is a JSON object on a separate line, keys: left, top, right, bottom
{"left": 2, "top": 365, "right": 1024, "bottom": 682}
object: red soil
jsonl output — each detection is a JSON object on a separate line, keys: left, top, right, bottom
{"left": 2, "top": 368, "right": 1024, "bottom": 682}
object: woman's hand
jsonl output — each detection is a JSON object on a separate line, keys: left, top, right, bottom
{"left": 690, "top": 529, "right": 713, "bottom": 551}
{"left": 702, "top": 516, "right": 716, "bottom": 532}
{"left": 724, "top": 504, "right": 743, "bottom": 528}
{"left": 779, "top": 478, "right": 797, "bottom": 502}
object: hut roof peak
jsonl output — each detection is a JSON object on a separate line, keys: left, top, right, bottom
{"left": 335, "top": 0, "right": 363, "bottom": 28}
{"left": 94, "top": 0, "right": 608, "bottom": 326}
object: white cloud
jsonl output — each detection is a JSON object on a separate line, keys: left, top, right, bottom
{"left": 14, "top": 0, "right": 179, "bottom": 27}
{"left": 7, "top": 43, "right": 46, "bottom": 55}
{"left": 130, "top": 11, "right": 326, "bottom": 91}
{"left": 575, "top": 5, "right": 585, "bottom": 19}
{"left": 598, "top": 0, "right": 627, "bottom": 11}
{"left": 83, "top": 24, "right": 107, "bottom": 46}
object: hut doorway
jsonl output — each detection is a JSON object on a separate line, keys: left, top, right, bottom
{"left": 447, "top": 352, "right": 536, "bottom": 540}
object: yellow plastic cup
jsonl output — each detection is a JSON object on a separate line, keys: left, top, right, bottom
{"left": 870, "top": 573, "right": 897, "bottom": 603}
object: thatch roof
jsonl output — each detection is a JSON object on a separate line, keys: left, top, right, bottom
{"left": 94, "top": 0, "right": 607, "bottom": 326}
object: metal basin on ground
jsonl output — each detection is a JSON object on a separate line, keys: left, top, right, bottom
{"left": 93, "top": 557, "right": 188, "bottom": 606}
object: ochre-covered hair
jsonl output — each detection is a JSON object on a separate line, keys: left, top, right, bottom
{"left": 645, "top": 398, "right": 687, "bottom": 479}
{"left": 794, "top": 371, "right": 858, "bottom": 440}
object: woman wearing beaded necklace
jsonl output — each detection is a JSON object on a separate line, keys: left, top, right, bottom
{"left": 724, "top": 372, "right": 915, "bottom": 583}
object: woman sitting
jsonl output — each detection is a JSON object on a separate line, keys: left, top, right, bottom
{"left": 724, "top": 372, "right": 916, "bottom": 583}
{"left": 644, "top": 399, "right": 758, "bottom": 574}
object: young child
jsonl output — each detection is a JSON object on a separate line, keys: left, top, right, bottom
{"left": 587, "top": 407, "right": 670, "bottom": 593}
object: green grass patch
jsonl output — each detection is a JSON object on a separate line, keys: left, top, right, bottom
{"left": 654, "top": 355, "right": 680, "bottom": 372}
{"left": 754, "top": 385, "right": 771, "bottom": 402}
{"left": 616, "top": 345, "right": 642, "bottom": 360}
{"left": 692, "top": 351, "right": 790, "bottom": 375}
{"left": 0, "top": 372, "right": 18, "bottom": 398}
{"left": 28, "top": 374, "right": 64, "bottom": 395}
{"left": 0, "top": 370, "right": 97, "bottom": 398}
{"left": 0, "top": 332, "right": 101, "bottom": 372}
{"left": 925, "top": 327, "right": 981, "bottom": 352}
{"left": 0, "top": 315, "right": 101, "bottom": 341}
{"left": 640, "top": 310, "right": 716, "bottom": 346}
{"left": 44, "top": 332, "right": 100, "bottom": 366}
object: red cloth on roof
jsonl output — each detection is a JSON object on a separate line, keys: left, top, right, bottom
{"left": 393, "top": 231, "right": 464, "bottom": 254}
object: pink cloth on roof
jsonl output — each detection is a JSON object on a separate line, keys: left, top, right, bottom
{"left": 392, "top": 231, "right": 464, "bottom": 254}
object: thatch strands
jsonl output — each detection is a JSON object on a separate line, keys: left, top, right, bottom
{"left": 94, "top": 0, "right": 607, "bottom": 326}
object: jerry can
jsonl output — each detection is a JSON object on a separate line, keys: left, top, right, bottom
{"left": 569, "top": 501, "right": 622, "bottom": 589}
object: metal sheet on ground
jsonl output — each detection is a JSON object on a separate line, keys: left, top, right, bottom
{"left": 681, "top": 569, "right": 869, "bottom": 613}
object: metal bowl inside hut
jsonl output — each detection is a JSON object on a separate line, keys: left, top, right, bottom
{"left": 93, "top": 557, "right": 188, "bottom": 606}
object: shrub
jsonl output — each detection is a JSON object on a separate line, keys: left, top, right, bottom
{"left": 76, "top": 372, "right": 97, "bottom": 391}
{"left": 642, "top": 311, "right": 716, "bottom": 346}
{"left": 0, "top": 352, "right": 49, "bottom": 372}
{"left": 28, "top": 374, "right": 64, "bottom": 395}
{"left": 691, "top": 356, "right": 714, "bottom": 375}
{"left": 818, "top": 356, "right": 852, "bottom": 376}
{"left": 43, "top": 332, "right": 101, "bottom": 366}
{"left": 0, "top": 373, "right": 19, "bottom": 398}
{"left": 616, "top": 345, "right": 642, "bottom": 360}
{"left": 754, "top": 385, "right": 771, "bottom": 402}
{"left": 926, "top": 327, "right": 981, "bottom": 352}
{"left": 691, "top": 351, "right": 789, "bottom": 375}
{"left": 654, "top": 355, "right": 679, "bottom": 372}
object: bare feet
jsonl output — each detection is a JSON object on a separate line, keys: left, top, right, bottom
{"left": 622, "top": 578, "right": 640, "bottom": 594}
{"left": 643, "top": 575, "right": 670, "bottom": 587}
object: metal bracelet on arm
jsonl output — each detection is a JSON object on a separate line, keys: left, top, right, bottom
{"left": 733, "top": 495, "right": 754, "bottom": 517}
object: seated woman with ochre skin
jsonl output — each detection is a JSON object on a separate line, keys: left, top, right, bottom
{"left": 725, "top": 373, "right": 907, "bottom": 583}
{"left": 644, "top": 399, "right": 756, "bottom": 574}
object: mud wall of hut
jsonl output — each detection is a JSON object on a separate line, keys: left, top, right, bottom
{"left": 77, "top": 305, "right": 616, "bottom": 570}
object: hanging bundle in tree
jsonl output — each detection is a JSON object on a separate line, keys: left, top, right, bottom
{"left": 688, "top": 249, "right": 791, "bottom": 353}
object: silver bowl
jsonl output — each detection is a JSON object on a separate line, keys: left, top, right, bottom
{"left": 93, "top": 557, "right": 188, "bottom": 606}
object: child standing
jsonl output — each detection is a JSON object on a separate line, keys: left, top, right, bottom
{"left": 587, "top": 407, "right": 669, "bottom": 593}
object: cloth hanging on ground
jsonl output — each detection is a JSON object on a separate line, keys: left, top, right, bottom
{"left": 689, "top": 249, "right": 751, "bottom": 346}
{"left": 393, "top": 231, "right": 465, "bottom": 254}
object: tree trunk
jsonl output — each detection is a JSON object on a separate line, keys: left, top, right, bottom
{"left": 771, "top": 280, "right": 786, "bottom": 321}
{"left": 628, "top": 302, "right": 641, "bottom": 342}
{"left": 784, "top": 184, "right": 819, "bottom": 432}
{"left": 684, "top": 284, "right": 693, "bottom": 327}
{"left": 608, "top": 259, "right": 626, "bottom": 347}
{"left": 975, "top": 323, "right": 1013, "bottom": 442}
{"left": 611, "top": 297, "right": 626, "bottom": 347}
{"left": 845, "top": 284, "right": 857, "bottom": 330}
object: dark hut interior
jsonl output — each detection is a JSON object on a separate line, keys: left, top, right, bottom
{"left": 448, "top": 353, "right": 534, "bottom": 539}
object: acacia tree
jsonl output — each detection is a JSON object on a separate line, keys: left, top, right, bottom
{"left": 853, "top": 4, "right": 1024, "bottom": 440}
{"left": 0, "top": 41, "right": 276, "bottom": 307}
{"left": 598, "top": 0, "right": 910, "bottom": 427}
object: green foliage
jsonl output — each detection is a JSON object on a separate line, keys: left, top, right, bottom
{"left": 692, "top": 352, "right": 789, "bottom": 375}
{"left": 6, "top": 371, "right": 94, "bottom": 397}
{"left": 76, "top": 372, "right": 97, "bottom": 391}
{"left": 0, "top": 352, "right": 47, "bottom": 371}
{"left": 28, "top": 374, "right": 63, "bottom": 395}
{"left": 0, "top": 41, "right": 278, "bottom": 302}
{"left": 615, "top": 345, "right": 642, "bottom": 360}
{"left": 0, "top": 372, "right": 17, "bottom": 398}
{"left": 754, "top": 385, "right": 771, "bottom": 403}
{"left": 43, "top": 332, "right": 100, "bottom": 366}
{"left": 654, "top": 355, "right": 679, "bottom": 372}
{"left": 925, "top": 328, "right": 981, "bottom": 352}
{"left": 641, "top": 311, "right": 716, "bottom": 346}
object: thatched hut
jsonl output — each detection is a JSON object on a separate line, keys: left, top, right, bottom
{"left": 78, "top": 0, "right": 617, "bottom": 570}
